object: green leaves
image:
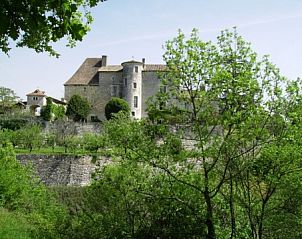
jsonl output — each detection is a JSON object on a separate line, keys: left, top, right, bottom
{"left": 105, "top": 97, "right": 130, "bottom": 120}
{"left": 0, "top": 0, "right": 107, "bottom": 56}
{"left": 66, "top": 94, "right": 91, "bottom": 122}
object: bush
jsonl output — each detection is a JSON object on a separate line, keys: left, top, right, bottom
{"left": 0, "top": 118, "right": 30, "bottom": 130}
{"left": 0, "top": 144, "right": 67, "bottom": 237}
{"left": 41, "top": 97, "right": 53, "bottom": 121}
{"left": 105, "top": 97, "right": 130, "bottom": 120}
{"left": 41, "top": 97, "right": 66, "bottom": 121}
{"left": 66, "top": 95, "right": 91, "bottom": 122}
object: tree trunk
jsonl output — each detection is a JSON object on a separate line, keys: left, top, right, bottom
{"left": 229, "top": 171, "right": 236, "bottom": 239}
{"left": 204, "top": 181, "right": 216, "bottom": 239}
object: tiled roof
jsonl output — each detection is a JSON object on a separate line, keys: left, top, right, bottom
{"left": 64, "top": 58, "right": 102, "bottom": 85}
{"left": 65, "top": 58, "right": 167, "bottom": 86}
{"left": 143, "top": 64, "right": 167, "bottom": 72}
{"left": 122, "top": 60, "right": 143, "bottom": 65}
{"left": 26, "top": 89, "right": 46, "bottom": 96}
{"left": 99, "top": 65, "right": 123, "bottom": 72}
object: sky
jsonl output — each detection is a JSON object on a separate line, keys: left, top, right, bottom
{"left": 1, "top": 0, "right": 302, "bottom": 100}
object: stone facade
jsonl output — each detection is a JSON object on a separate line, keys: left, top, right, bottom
{"left": 17, "top": 154, "right": 111, "bottom": 186}
{"left": 26, "top": 89, "right": 67, "bottom": 116}
{"left": 64, "top": 56, "right": 166, "bottom": 121}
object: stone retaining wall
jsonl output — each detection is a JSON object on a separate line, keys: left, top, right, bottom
{"left": 16, "top": 154, "right": 110, "bottom": 186}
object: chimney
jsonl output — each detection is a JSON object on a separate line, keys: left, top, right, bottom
{"left": 142, "top": 58, "right": 145, "bottom": 68}
{"left": 101, "top": 55, "right": 107, "bottom": 67}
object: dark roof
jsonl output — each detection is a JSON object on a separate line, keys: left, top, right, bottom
{"left": 64, "top": 58, "right": 102, "bottom": 85}
{"left": 65, "top": 58, "right": 167, "bottom": 85}
{"left": 26, "top": 89, "right": 46, "bottom": 96}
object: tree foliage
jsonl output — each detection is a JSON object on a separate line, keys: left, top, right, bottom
{"left": 66, "top": 94, "right": 91, "bottom": 122}
{"left": 105, "top": 97, "right": 130, "bottom": 120}
{"left": 0, "top": 0, "right": 107, "bottom": 57}
{"left": 0, "top": 144, "right": 67, "bottom": 237}
{"left": 82, "top": 29, "right": 302, "bottom": 239}
{"left": 0, "top": 86, "right": 19, "bottom": 114}
{"left": 41, "top": 97, "right": 66, "bottom": 121}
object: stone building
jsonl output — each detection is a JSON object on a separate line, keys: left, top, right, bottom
{"left": 64, "top": 56, "right": 166, "bottom": 120}
{"left": 26, "top": 89, "right": 66, "bottom": 116}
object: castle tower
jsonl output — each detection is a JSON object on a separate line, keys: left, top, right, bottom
{"left": 121, "top": 60, "right": 143, "bottom": 119}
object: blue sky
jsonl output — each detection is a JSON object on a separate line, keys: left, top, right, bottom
{"left": 1, "top": 0, "right": 302, "bottom": 100}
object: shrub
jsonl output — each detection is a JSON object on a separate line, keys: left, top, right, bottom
{"left": 105, "top": 97, "right": 130, "bottom": 120}
{"left": 66, "top": 95, "right": 91, "bottom": 122}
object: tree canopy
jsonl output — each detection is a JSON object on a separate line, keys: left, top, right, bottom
{"left": 66, "top": 94, "right": 91, "bottom": 122}
{"left": 0, "top": 86, "right": 19, "bottom": 114}
{"left": 105, "top": 97, "right": 130, "bottom": 120}
{"left": 94, "top": 29, "right": 302, "bottom": 239}
{"left": 0, "top": 0, "right": 106, "bottom": 57}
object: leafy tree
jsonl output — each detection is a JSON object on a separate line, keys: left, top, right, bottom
{"left": 41, "top": 97, "right": 66, "bottom": 121}
{"left": 54, "top": 104, "right": 66, "bottom": 120}
{"left": 93, "top": 29, "right": 302, "bottom": 239}
{"left": 0, "top": 0, "right": 107, "bottom": 57}
{"left": 66, "top": 94, "right": 91, "bottom": 122}
{"left": 18, "top": 124, "right": 42, "bottom": 151}
{"left": 73, "top": 113, "right": 204, "bottom": 238}
{"left": 64, "top": 135, "right": 81, "bottom": 154}
{"left": 146, "top": 28, "right": 302, "bottom": 239}
{"left": 105, "top": 97, "right": 130, "bottom": 120}
{"left": 41, "top": 97, "right": 54, "bottom": 121}
{"left": 0, "top": 144, "right": 68, "bottom": 237}
{"left": 44, "top": 133, "right": 57, "bottom": 152}
{"left": 0, "top": 86, "right": 19, "bottom": 114}
{"left": 82, "top": 133, "right": 104, "bottom": 153}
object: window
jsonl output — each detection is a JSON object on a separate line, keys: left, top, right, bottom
{"left": 135, "top": 66, "right": 138, "bottom": 73}
{"left": 33, "top": 96, "right": 38, "bottom": 101}
{"left": 133, "top": 82, "right": 137, "bottom": 89}
{"left": 124, "top": 78, "right": 127, "bottom": 87}
{"left": 131, "top": 111, "right": 135, "bottom": 116}
{"left": 134, "top": 96, "right": 138, "bottom": 108}
{"left": 91, "top": 116, "right": 99, "bottom": 122}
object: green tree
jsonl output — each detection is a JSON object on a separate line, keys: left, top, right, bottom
{"left": 64, "top": 135, "right": 81, "bottom": 154}
{"left": 53, "top": 104, "right": 66, "bottom": 120}
{"left": 0, "top": 86, "right": 19, "bottom": 114}
{"left": 40, "top": 97, "right": 54, "bottom": 121}
{"left": 41, "top": 97, "right": 66, "bottom": 121}
{"left": 146, "top": 28, "right": 302, "bottom": 239}
{"left": 0, "top": 144, "right": 67, "bottom": 237}
{"left": 96, "top": 29, "right": 302, "bottom": 239}
{"left": 0, "top": 0, "right": 107, "bottom": 57}
{"left": 82, "top": 133, "right": 104, "bottom": 153}
{"left": 66, "top": 94, "right": 91, "bottom": 122}
{"left": 18, "top": 124, "right": 42, "bottom": 151}
{"left": 105, "top": 97, "right": 130, "bottom": 120}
